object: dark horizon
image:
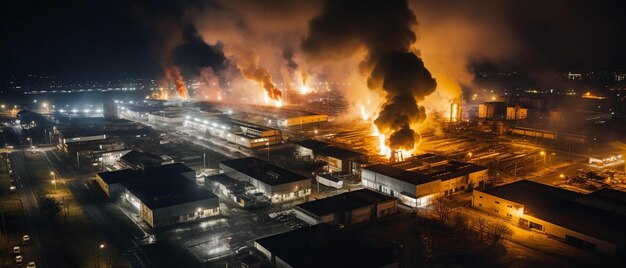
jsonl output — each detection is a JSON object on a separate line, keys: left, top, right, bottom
{"left": 1, "top": 0, "right": 626, "bottom": 82}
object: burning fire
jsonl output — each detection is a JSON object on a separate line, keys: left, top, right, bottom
{"left": 360, "top": 105, "right": 369, "bottom": 120}
{"left": 264, "top": 92, "right": 283, "bottom": 107}
{"left": 165, "top": 65, "right": 188, "bottom": 99}
{"left": 372, "top": 123, "right": 414, "bottom": 159}
{"left": 300, "top": 84, "right": 309, "bottom": 94}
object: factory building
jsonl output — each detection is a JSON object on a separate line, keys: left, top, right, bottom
{"left": 254, "top": 224, "right": 398, "bottom": 268}
{"left": 96, "top": 162, "right": 195, "bottom": 197}
{"left": 361, "top": 154, "right": 487, "bottom": 207}
{"left": 220, "top": 157, "right": 311, "bottom": 203}
{"left": 184, "top": 116, "right": 283, "bottom": 149}
{"left": 118, "top": 104, "right": 159, "bottom": 122}
{"left": 276, "top": 113, "right": 328, "bottom": 128}
{"left": 294, "top": 189, "right": 396, "bottom": 226}
{"left": 147, "top": 110, "right": 185, "bottom": 129}
{"left": 294, "top": 139, "right": 368, "bottom": 175}
{"left": 56, "top": 129, "right": 129, "bottom": 168}
{"left": 294, "top": 139, "right": 331, "bottom": 159}
{"left": 316, "top": 146, "right": 368, "bottom": 175}
{"left": 119, "top": 150, "right": 174, "bottom": 170}
{"left": 95, "top": 163, "right": 217, "bottom": 228}
{"left": 125, "top": 176, "right": 219, "bottom": 228}
{"left": 472, "top": 180, "right": 626, "bottom": 257}
{"left": 205, "top": 174, "right": 269, "bottom": 207}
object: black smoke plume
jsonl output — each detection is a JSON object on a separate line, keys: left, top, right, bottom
{"left": 302, "top": 0, "right": 437, "bottom": 151}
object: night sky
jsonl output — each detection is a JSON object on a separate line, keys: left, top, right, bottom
{"left": 1, "top": 0, "right": 625, "bottom": 81}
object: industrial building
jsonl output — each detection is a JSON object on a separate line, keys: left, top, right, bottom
{"left": 205, "top": 173, "right": 269, "bottom": 207}
{"left": 294, "top": 139, "right": 368, "bottom": 175}
{"left": 254, "top": 224, "right": 398, "bottom": 268}
{"left": 220, "top": 157, "right": 311, "bottom": 203}
{"left": 183, "top": 116, "right": 283, "bottom": 149}
{"left": 95, "top": 163, "right": 217, "bottom": 228}
{"left": 293, "top": 189, "right": 396, "bottom": 226}
{"left": 120, "top": 150, "right": 174, "bottom": 170}
{"left": 472, "top": 180, "right": 626, "bottom": 257}
{"left": 55, "top": 129, "right": 129, "bottom": 168}
{"left": 294, "top": 139, "right": 331, "bottom": 159}
{"left": 147, "top": 110, "right": 185, "bottom": 129}
{"left": 361, "top": 154, "right": 487, "bottom": 207}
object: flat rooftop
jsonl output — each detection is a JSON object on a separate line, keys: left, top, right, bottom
{"left": 295, "top": 189, "right": 394, "bottom": 217}
{"left": 315, "top": 146, "right": 366, "bottom": 160}
{"left": 97, "top": 163, "right": 194, "bottom": 185}
{"left": 59, "top": 128, "right": 106, "bottom": 138}
{"left": 294, "top": 139, "right": 331, "bottom": 151}
{"left": 255, "top": 224, "right": 396, "bottom": 268}
{"left": 482, "top": 180, "right": 626, "bottom": 244}
{"left": 363, "top": 164, "right": 439, "bottom": 186}
{"left": 221, "top": 157, "right": 309, "bottom": 186}
{"left": 125, "top": 176, "right": 217, "bottom": 210}
{"left": 120, "top": 150, "right": 163, "bottom": 168}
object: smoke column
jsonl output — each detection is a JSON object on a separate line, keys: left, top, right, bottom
{"left": 302, "top": 0, "right": 436, "bottom": 151}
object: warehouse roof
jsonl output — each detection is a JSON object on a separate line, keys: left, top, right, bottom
{"left": 59, "top": 128, "right": 106, "bottom": 138}
{"left": 482, "top": 180, "right": 626, "bottom": 244}
{"left": 295, "top": 189, "right": 394, "bottom": 217}
{"left": 316, "top": 146, "right": 366, "bottom": 160}
{"left": 221, "top": 157, "right": 309, "bottom": 186}
{"left": 363, "top": 164, "right": 439, "bottom": 185}
{"left": 584, "top": 188, "right": 626, "bottom": 206}
{"left": 97, "top": 169, "right": 137, "bottom": 184}
{"left": 97, "top": 163, "right": 194, "bottom": 185}
{"left": 255, "top": 224, "right": 396, "bottom": 268}
{"left": 120, "top": 150, "right": 163, "bottom": 169}
{"left": 294, "top": 139, "right": 330, "bottom": 151}
{"left": 125, "top": 176, "right": 218, "bottom": 210}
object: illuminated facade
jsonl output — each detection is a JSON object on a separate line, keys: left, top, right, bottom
{"left": 473, "top": 180, "right": 626, "bottom": 257}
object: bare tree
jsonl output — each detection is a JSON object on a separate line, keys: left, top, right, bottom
{"left": 476, "top": 215, "right": 487, "bottom": 240}
{"left": 488, "top": 220, "right": 513, "bottom": 245}
{"left": 452, "top": 213, "right": 469, "bottom": 240}
{"left": 432, "top": 196, "right": 453, "bottom": 224}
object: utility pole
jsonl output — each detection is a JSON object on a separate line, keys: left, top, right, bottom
{"left": 203, "top": 153, "right": 206, "bottom": 169}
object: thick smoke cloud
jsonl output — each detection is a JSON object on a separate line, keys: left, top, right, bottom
{"left": 189, "top": 0, "right": 320, "bottom": 103}
{"left": 302, "top": 0, "right": 436, "bottom": 151}
{"left": 132, "top": 2, "right": 189, "bottom": 99}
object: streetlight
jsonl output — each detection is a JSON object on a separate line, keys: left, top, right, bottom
{"left": 27, "top": 137, "right": 32, "bottom": 147}
{"left": 540, "top": 151, "right": 546, "bottom": 164}
{"left": 50, "top": 172, "right": 57, "bottom": 191}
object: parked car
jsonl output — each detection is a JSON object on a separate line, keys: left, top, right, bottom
{"left": 13, "top": 246, "right": 20, "bottom": 254}
{"left": 15, "top": 255, "right": 23, "bottom": 264}
{"left": 27, "top": 261, "right": 36, "bottom": 268}
{"left": 23, "top": 234, "right": 30, "bottom": 245}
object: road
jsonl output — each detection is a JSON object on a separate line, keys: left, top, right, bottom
{"left": 43, "top": 150, "right": 151, "bottom": 268}
{"left": 9, "top": 150, "right": 67, "bottom": 267}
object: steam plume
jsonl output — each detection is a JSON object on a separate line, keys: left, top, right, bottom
{"left": 303, "top": 0, "right": 436, "bottom": 151}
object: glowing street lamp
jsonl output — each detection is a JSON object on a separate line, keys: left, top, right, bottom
{"left": 50, "top": 172, "right": 57, "bottom": 191}
{"left": 540, "top": 151, "right": 546, "bottom": 164}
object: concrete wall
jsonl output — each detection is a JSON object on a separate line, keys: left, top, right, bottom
{"left": 351, "top": 206, "right": 373, "bottom": 225}
{"left": 472, "top": 190, "right": 617, "bottom": 257}
{"left": 376, "top": 199, "right": 397, "bottom": 218}
{"left": 362, "top": 169, "right": 417, "bottom": 196}
{"left": 294, "top": 207, "right": 334, "bottom": 225}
